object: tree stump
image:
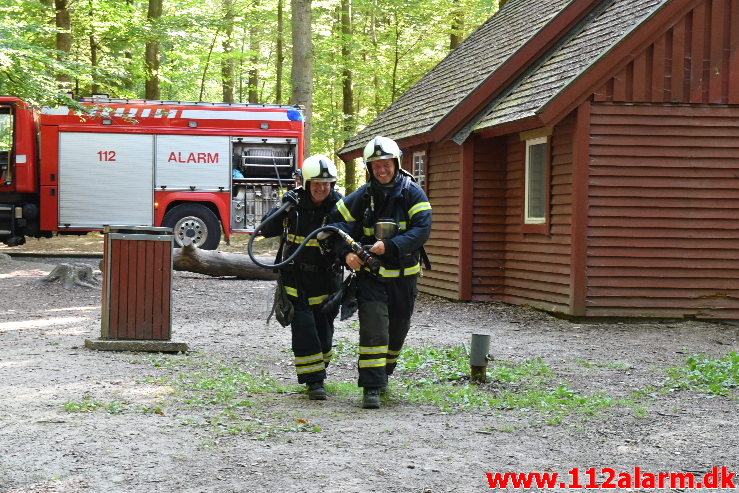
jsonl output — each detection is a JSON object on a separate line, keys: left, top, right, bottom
{"left": 42, "top": 263, "right": 100, "bottom": 289}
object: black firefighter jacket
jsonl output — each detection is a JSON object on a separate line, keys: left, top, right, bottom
{"left": 330, "top": 174, "right": 432, "bottom": 280}
{"left": 261, "top": 188, "right": 343, "bottom": 305}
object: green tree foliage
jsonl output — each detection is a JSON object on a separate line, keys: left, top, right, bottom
{"left": 0, "top": 0, "right": 499, "bottom": 163}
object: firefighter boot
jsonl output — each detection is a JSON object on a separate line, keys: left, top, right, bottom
{"left": 362, "top": 388, "right": 381, "bottom": 409}
{"left": 307, "top": 381, "right": 326, "bottom": 400}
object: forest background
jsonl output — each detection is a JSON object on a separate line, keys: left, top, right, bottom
{"left": 1, "top": 0, "right": 502, "bottom": 191}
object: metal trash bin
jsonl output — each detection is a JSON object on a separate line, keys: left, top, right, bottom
{"left": 101, "top": 225, "right": 173, "bottom": 340}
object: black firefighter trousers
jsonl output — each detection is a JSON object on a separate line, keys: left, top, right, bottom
{"left": 290, "top": 299, "right": 334, "bottom": 384}
{"left": 356, "top": 273, "right": 418, "bottom": 389}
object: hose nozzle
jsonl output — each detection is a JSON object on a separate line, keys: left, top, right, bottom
{"left": 335, "top": 229, "right": 382, "bottom": 273}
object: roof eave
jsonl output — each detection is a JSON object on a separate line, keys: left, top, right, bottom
{"left": 338, "top": 131, "right": 434, "bottom": 162}
{"left": 475, "top": 115, "right": 547, "bottom": 139}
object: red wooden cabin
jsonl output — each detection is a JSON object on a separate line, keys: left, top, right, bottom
{"left": 339, "top": 0, "right": 739, "bottom": 319}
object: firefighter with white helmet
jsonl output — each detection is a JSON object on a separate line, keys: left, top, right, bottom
{"left": 260, "top": 154, "right": 343, "bottom": 400}
{"left": 329, "top": 136, "right": 432, "bottom": 409}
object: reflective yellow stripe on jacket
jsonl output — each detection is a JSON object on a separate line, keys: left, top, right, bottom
{"left": 287, "top": 234, "right": 320, "bottom": 248}
{"left": 284, "top": 286, "right": 329, "bottom": 305}
{"left": 308, "top": 294, "right": 328, "bottom": 305}
{"left": 284, "top": 285, "right": 298, "bottom": 297}
{"left": 362, "top": 262, "right": 421, "bottom": 278}
{"left": 408, "top": 201, "right": 431, "bottom": 219}
{"left": 337, "top": 199, "right": 356, "bottom": 222}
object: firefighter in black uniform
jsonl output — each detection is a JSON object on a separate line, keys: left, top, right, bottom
{"left": 330, "top": 136, "right": 432, "bottom": 409}
{"left": 261, "top": 154, "right": 343, "bottom": 400}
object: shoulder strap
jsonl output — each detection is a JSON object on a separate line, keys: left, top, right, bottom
{"left": 273, "top": 211, "right": 292, "bottom": 267}
{"left": 401, "top": 175, "right": 432, "bottom": 271}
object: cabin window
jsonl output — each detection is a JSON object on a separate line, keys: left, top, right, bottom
{"left": 412, "top": 151, "right": 426, "bottom": 189}
{"left": 524, "top": 136, "right": 548, "bottom": 227}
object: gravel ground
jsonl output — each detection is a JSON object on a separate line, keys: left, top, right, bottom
{"left": 0, "top": 235, "right": 737, "bottom": 492}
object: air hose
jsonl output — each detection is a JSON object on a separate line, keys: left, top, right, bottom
{"left": 247, "top": 201, "right": 382, "bottom": 272}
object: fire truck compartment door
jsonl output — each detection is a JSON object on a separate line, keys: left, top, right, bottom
{"left": 155, "top": 135, "right": 230, "bottom": 191}
{"left": 58, "top": 132, "right": 154, "bottom": 228}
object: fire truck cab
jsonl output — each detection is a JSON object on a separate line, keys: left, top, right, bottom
{"left": 0, "top": 96, "right": 304, "bottom": 249}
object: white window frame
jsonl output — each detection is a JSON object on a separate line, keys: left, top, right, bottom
{"left": 412, "top": 151, "right": 426, "bottom": 189}
{"left": 524, "top": 137, "right": 547, "bottom": 224}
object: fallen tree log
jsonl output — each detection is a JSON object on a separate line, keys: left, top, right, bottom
{"left": 172, "top": 238, "right": 278, "bottom": 280}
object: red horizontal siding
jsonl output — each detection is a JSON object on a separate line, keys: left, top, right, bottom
{"left": 587, "top": 102, "right": 739, "bottom": 319}
{"left": 497, "top": 116, "right": 575, "bottom": 311}
{"left": 470, "top": 136, "right": 507, "bottom": 300}
{"left": 594, "top": 0, "right": 739, "bottom": 105}
{"left": 419, "top": 141, "right": 461, "bottom": 299}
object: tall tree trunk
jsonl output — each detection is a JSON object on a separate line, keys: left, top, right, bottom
{"left": 449, "top": 0, "right": 463, "bottom": 50}
{"left": 340, "top": 0, "right": 357, "bottom": 192}
{"left": 144, "top": 0, "right": 163, "bottom": 99}
{"left": 221, "top": 0, "right": 235, "bottom": 103}
{"left": 391, "top": 22, "right": 400, "bottom": 101}
{"left": 370, "top": 5, "right": 381, "bottom": 114}
{"left": 275, "top": 0, "right": 284, "bottom": 104}
{"left": 90, "top": 34, "right": 99, "bottom": 94}
{"left": 291, "top": 0, "right": 313, "bottom": 157}
{"left": 248, "top": 3, "right": 260, "bottom": 104}
{"left": 55, "top": 0, "right": 72, "bottom": 91}
{"left": 238, "top": 29, "right": 247, "bottom": 101}
{"left": 200, "top": 30, "right": 220, "bottom": 101}
{"left": 88, "top": 0, "right": 99, "bottom": 95}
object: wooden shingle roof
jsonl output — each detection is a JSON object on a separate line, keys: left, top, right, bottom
{"left": 339, "top": 0, "right": 675, "bottom": 159}
{"left": 463, "top": 0, "right": 667, "bottom": 139}
{"left": 339, "top": 0, "right": 576, "bottom": 157}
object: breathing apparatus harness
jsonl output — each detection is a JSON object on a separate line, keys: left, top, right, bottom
{"left": 248, "top": 169, "right": 431, "bottom": 275}
{"left": 247, "top": 199, "right": 383, "bottom": 274}
{"left": 361, "top": 171, "right": 432, "bottom": 272}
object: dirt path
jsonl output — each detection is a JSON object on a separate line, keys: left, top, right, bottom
{"left": 0, "top": 242, "right": 737, "bottom": 492}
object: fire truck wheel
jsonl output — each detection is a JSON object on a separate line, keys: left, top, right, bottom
{"left": 162, "top": 204, "right": 221, "bottom": 250}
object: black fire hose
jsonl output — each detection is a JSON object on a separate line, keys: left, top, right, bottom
{"left": 247, "top": 202, "right": 382, "bottom": 272}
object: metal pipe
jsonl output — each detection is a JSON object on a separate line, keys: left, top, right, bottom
{"left": 469, "top": 332, "right": 491, "bottom": 383}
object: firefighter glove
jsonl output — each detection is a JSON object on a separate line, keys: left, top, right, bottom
{"left": 282, "top": 190, "right": 299, "bottom": 206}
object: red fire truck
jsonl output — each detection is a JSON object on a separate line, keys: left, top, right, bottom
{"left": 0, "top": 95, "right": 304, "bottom": 249}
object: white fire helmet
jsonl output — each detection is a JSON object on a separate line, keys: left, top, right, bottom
{"left": 301, "top": 154, "right": 338, "bottom": 183}
{"left": 363, "top": 136, "right": 402, "bottom": 167}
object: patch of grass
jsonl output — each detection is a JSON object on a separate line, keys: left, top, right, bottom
{"left": 121, "top": 343, "right": 662, "bottom": 435}
{"left": 105, "top": 400, "right": 126, "bottom": 414}
{"left": 665, "top": 352, "right": 738, "bottom": 396}
{"left": 139, "top": 405, "right": 165, "bottom": 415}
{"left": 490, "top": 425, "right": 517, "bottom": 433}
{"left": 63, "top": 396, "right": 126, "bottom": 414}
{"left": 398, "top": 345, "right": 472, "bottom": 382}
{"left": 324, "top": 381, "right": 361, "bottom": 397}
{"left": 573, "top": 358, "right": 630, "bottom": 371}
{"left": 142, "top": 352, "right": 324, "bottom": 439}
{"left": 332, "top": 338, "right": 358, "bottom": 360}
{"left": 633, "top": 406, "right": 649, "bottom": 419}
{"left": 63, "top": 396, "right": 103, "bottom": 413}
{"left": 393, "top": 346, "right": 619, "bottom": 421}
